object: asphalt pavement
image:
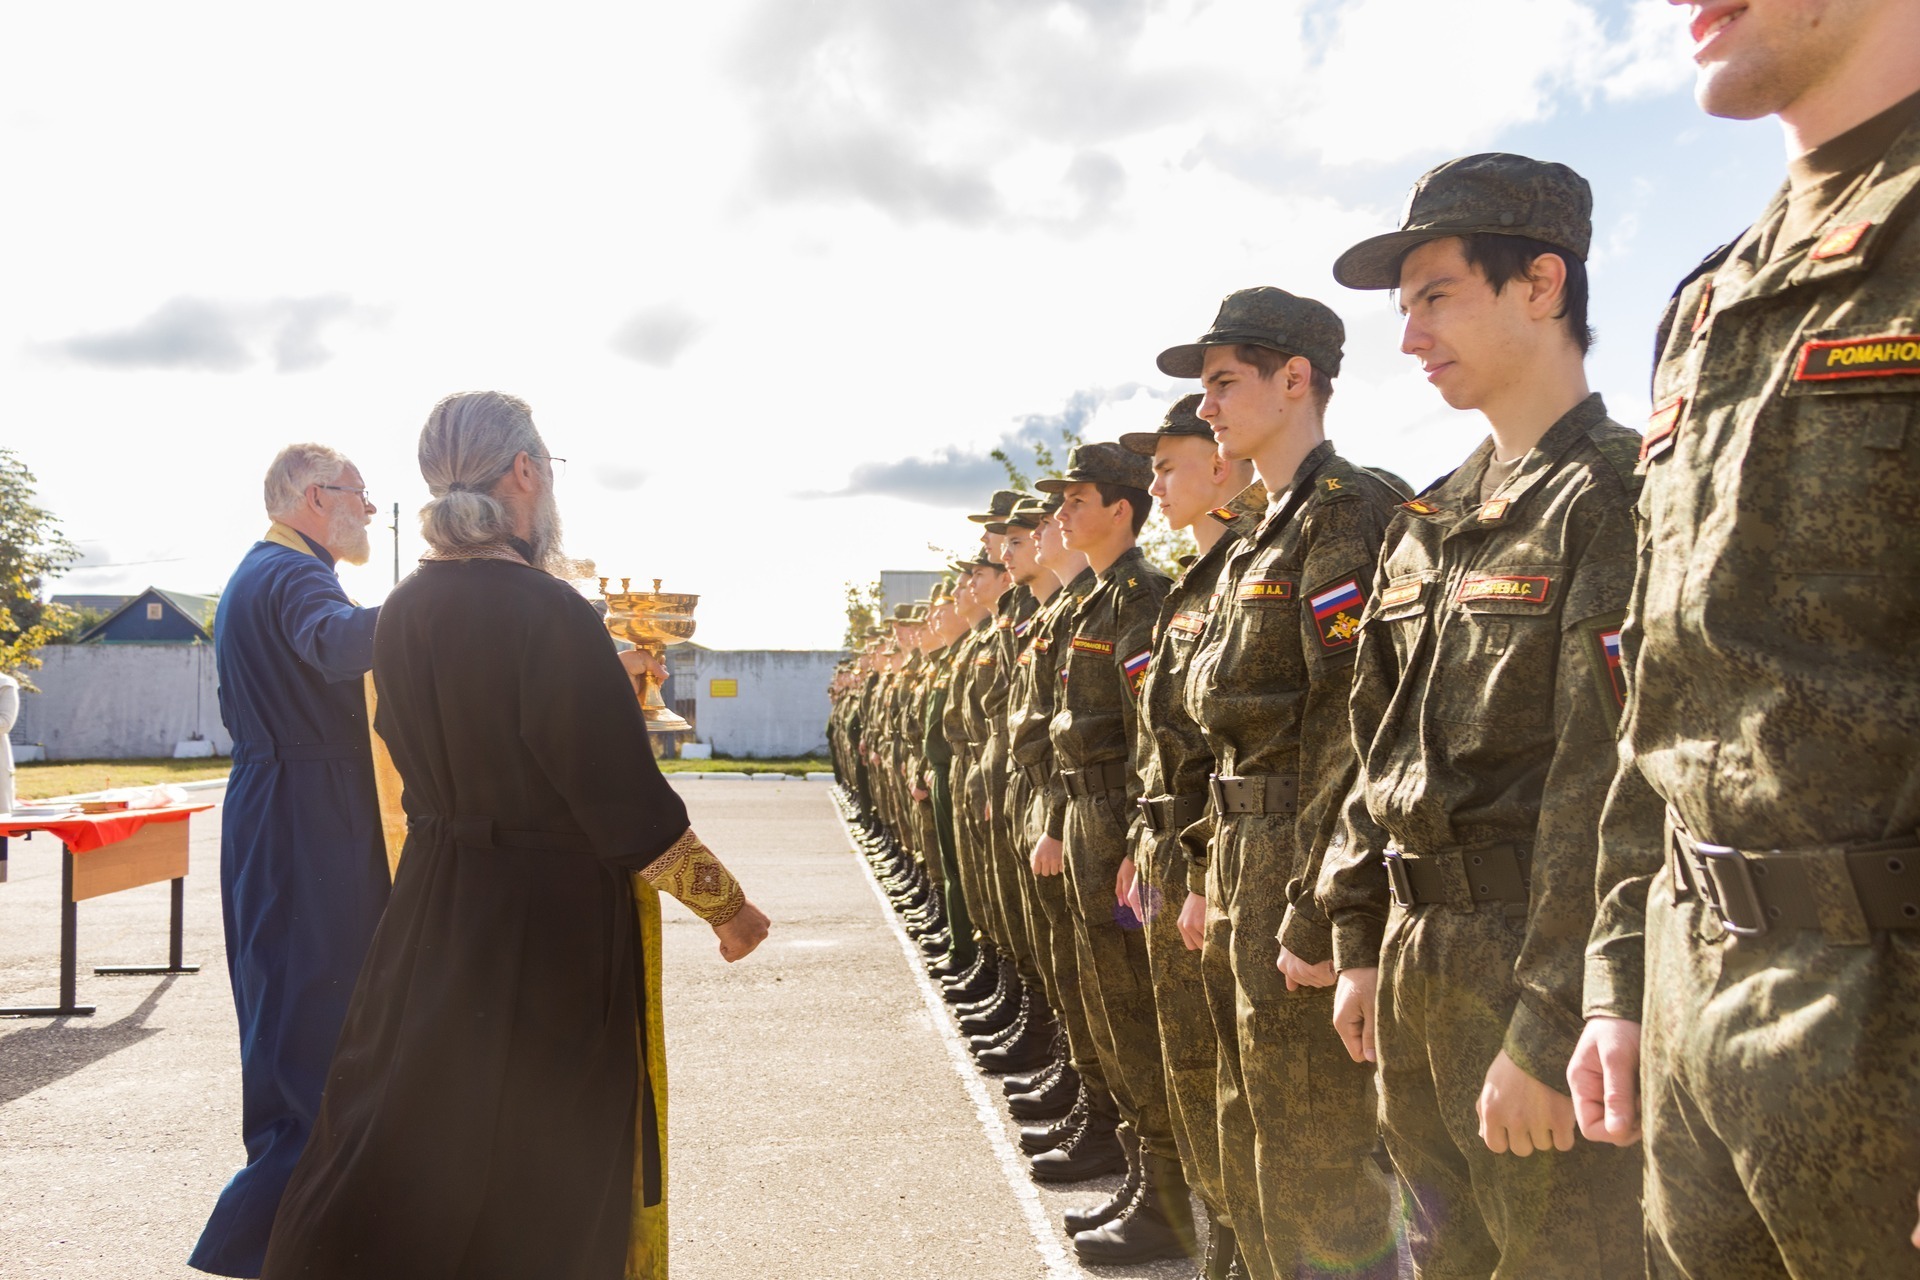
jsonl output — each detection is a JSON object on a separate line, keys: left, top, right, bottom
{"left": 0, "top": 780, "right": 1194, "bottom": 1280}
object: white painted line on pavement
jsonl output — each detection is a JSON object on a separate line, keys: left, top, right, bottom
{"left": 828, "top": 794, "right": 1079, "bottom": 1280}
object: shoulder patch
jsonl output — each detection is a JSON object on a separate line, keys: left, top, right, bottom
{"left": 1122, "top": 648, "right": 1151, "bottom": 696}
{"left": 1207, "top": 505, "right": 1237, "bottom": 523}
{"left": 1400, "top": 498, "right": 1446, "bottom": 517}
{"left": 1479, "top": 498, "right": 1510, "bottom": 522}
{"left": 1795, "top": 333, "right": 1920, "bottom": 382}
{"left": 1642, "top": 396, "right": 1684, "bottom": 462}
{"left": 1308, "top": 578, "right": 1365, "bottom": 650}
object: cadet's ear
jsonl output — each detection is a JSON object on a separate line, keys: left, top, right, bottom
{"left": 1526, "top": 252, "right": 1569, "bottom": 320}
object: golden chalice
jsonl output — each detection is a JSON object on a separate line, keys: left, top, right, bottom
{"left": 600, "top": 576, "right": 700, "bottom": 734}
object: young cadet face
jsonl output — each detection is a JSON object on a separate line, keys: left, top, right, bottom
{"left": 1035, "top": 512, "right": 1071, "bottom": 569}
{"left": 1676, "top": 0, "right": 1883, "bottom": 120}
{"left": 970, "top": 563, "right": 1012, "bottom": 608}
{"left": 1397, "top": 236, "right": 1560, "bottom": 413}
{"left": 1197, "top": 347, "right": 1307, "bottom": 461}
{"left": 982, "top": 530, "right": 1007, "bottom": 565}
{"left": 1002, "top": 524, "right": 1043, "bottom": 585}
{"left": 1150, "top": 434, "right": 1228, "bottom": 531}
{"left": 1054, "top": 481, "right": 1126, "bottom": 554}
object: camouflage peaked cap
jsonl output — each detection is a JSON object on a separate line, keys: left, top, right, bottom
{"left": 1004, "top": 495, "right": 1052, "bottom": 530}
{"left": 908, "top": 602, "right": 929, "bottom": 621}
{"left": 1333, "top": 152, "right": 1593, "bottom": 290}
{"left": 1034, "top": 442, "right": 1153, "bottom": 495}
{"left": 967, "top": 489, "right": 1029, "bottom": 524}
{"left": 1157, "top": 287, "right": 1345, "bottom": 380}
{"left": 1120, "top": 392, "right": 1212, "bottom": 456}
{"left": 891, "top": 602, "right": 917, "bottom": 622}
{"left": 930, "top": 575, "right": 954, "bottom": 603}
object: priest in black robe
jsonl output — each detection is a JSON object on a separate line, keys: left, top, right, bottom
{"left": 263, "top": 390, "right": 769, "bottom": 1280}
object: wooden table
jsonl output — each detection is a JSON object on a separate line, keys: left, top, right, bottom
{"left": 0, "top": 804, "right": 213, "bottom": 1017}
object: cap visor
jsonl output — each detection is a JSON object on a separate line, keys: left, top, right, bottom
{"left": 1332, "top": 230, "right": 1444, "bottom": 290}
{"left": 1117, "top": 431, "right": 1162, "bottom": 456}
{"left": 1033, "top": 476, "right": 1071, "bottom": 494}
{"left": 1155, "top": 343, "right": 1207, "bottom": 378}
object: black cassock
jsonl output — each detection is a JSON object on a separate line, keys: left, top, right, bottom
{"left": 263, "top": 557, "right": 688, "bottom": 1280}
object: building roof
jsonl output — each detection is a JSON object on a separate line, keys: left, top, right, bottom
{"left": 73, "top": 586, "right": 216, "bottom": 644}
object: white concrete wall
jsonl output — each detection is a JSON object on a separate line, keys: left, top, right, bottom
{"left": 666, "top": 648, "right": 845, "bottom": 759}
{"left": 7, "top": 645, "right": 229, "bottom": 760}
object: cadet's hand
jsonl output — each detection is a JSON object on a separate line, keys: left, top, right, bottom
{"left": 910, "top": 784, "right": 929, "bottom": 802}
{"left": 1277, "top": 947, "right": 1335, "bottom": 991}
{"left": 1333, "top": 967, "right": 1378, "bottom": 1064}
{"left": 1478, "top": 1050, "right": 1577, "bottom": 1156}
{"left": 1568, "top": 1016, "right": 1643, "bottom": 1146}
{"left": 1178, "top": 892, "right": 1206, "bottom": 951}
{"left": 714, "top": 900, "right": 770, "bottom": 963}
{"left": 1031, "top": 834, "right": 1064, "bottom": 877}
{"left": 1912, "top": 1190, "right": 1920, "bottom": 1250}
{"left": 983, "top": 800, "right": 992, "bottom": 822}
{"left": 1115, "top": 856, "right": 1137, "bottom": 910}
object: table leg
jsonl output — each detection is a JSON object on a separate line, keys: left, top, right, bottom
{"left": 0, "top": 846, "right": 96, "bottom": 1017}
{"left": 95, "top": 876, "right": 200, "bottom": 977}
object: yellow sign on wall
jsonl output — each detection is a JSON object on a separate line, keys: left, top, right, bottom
{"left": 709, "top": 678, "right": 738, "bottom": 698}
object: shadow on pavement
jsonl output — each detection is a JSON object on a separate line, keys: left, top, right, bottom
{"left": 0, "top": 975, "right": 181, "bottom": 1108}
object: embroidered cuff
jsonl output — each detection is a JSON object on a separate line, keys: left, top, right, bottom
{"left": 639, "top": 827, "right": 746, "bottom": 926}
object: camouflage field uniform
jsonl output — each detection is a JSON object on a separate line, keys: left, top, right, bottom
{"left": 1186, "top": 446, "right": 1402, "bottom": 1280}
{"left": 1013, "top": 566, "right": 1106, "bottom": 1101}
{"left": 945, "top": 617, "right": 995, "bottom": 961}
{"left": 923, "top": 640, "right": 973, "bottom": 968}
{"left": 1322, "top": 395, "right": 1644, "bottom": 1278}
{"left": 1589, "top": 109, "right": 1920, "bottom": 1278}
{"left": 1050, "top": 544, "right": 1175, "bottom": 1159}
{"left": 975, "top": 589, "right": 1042, "bottom": 984}
{"left": 1130, "top": 490, "right": 1262, "bottom": 1229}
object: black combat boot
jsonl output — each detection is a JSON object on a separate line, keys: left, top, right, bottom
{"left": 971, "top": 988, "right": 1031, "bottom": 1054}
{"left": 1007, "top": 1058, "right": 1078, "bottom": 1120}
{"left": 915, "top": 929, "right": 951, "bottom": 958}
{"left": 977, "top": 1003, "right": 1056, "bottom": 1074}
{"left": 953, "top": 955, "right": 1013, "bottom": 1009}
{"left": 940, "top": 947, "right": 996, "bottom": 1000}
{"left": 1018, "top": 1084, "right": 1087, "bottom": 1154}
{"left": 1071, "top": 1152, "right": 1196, "bottom": 1264}
{"left": 1064, "top": 1122, "right": 1139, "bottom": 1233}
{"left": 1193, "top": 1211, "right": 1237, "bottom": 1280}
{"left": 957, "top": 966, "right": 1019, "bottom": 1032}
{"left": 1029, "top": 1101, "right": 1124, "bottom": 1182}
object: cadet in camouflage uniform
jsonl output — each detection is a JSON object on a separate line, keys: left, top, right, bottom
{"left": 922, "top": 579, "right": 977, "bottom": 977}
{"left": 1116, "top": 394, "right": 1260, "bottom": 1280}
{"left": 1321, "top": 155, "right": 1642, "bottom": 1277}
{"left": 1569, "top": 19, "right": 1920, "bottom": 1275}
{"left": 946, "top": 549, "right": 1016, "bottom": 1005}
{"left": 1008, "top": 497, "right": 1115, "bottom": 1151}
{"left": 1160, "top": 290, "right": 1401, "bottom": 1280}
{"left": 1037, "top": 443, "right": 1189, "bottom": 1264}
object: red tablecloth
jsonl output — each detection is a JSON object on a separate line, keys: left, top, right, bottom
{"left": 0, "top": 804, "right": 214, "bottom": 854}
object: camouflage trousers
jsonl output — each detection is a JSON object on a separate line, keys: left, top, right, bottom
{"left": 1642, "top": 863, "right": 1920, "bottom": 1278}
{"left": 1138, "top": 826, "right": 1229, "bottom": 1221}
{"left": 952, "top": 754, "right": 995, "bottom": 955}
{"left": 1022, "top": 775, "right": 1110, "bottom": 1102}
{"left": 1210, "top": 814, "right": 1396, "bottom": 1280}
{"left": 983, "top": 751, "right": 1043, "bottom": 985}
{"left": 927, "top": 761, "right": 974, "bottom": 969}
{"left": 1064, "top": 785, "right": 1174, "bottom": 1159}
{"left": 1006, "top": 771, "right": 1059, "bottom": 1008}
{"left": 1377, "top": 904, "right": 1641, "bottom": 1279}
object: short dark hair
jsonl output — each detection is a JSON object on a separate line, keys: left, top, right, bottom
{"left": 1458, "top": 233, "right": 1594, "bottom": 355}
{"left": 1092, "top": 482, "right": 1152, "bottom": 535}
{"left": 1232, "top": 343, "right": 1334, "bottom": 414}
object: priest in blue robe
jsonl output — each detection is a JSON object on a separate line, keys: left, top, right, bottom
{"left": 191, "top": 445, "right": 387, "bottom": 1278}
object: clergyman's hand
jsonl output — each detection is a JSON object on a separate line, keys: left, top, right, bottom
{"left": 1333, "top": 966, "right": 1379, "bottom": 1064}
{"left": 1569, "top": 1016, "right": 1643, "bottom": 1146}
{"left": 617, "top": 648, "right": 665, "bottom": 697}
{"left": 1479, "top": 1050, "right": 1577, "bottom": 1156}
{"left": 1030, "top": 834, "right": 1064, "bottom": 877}
{"left": 1177, "top": 892, "right": 1206, "bottom": 951}
{"left": 714, "top": 900, "right": 770, "bottom": 963}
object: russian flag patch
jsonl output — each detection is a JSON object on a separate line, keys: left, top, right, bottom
{"left": 1123, "top": 648, "right": 1151, "bottom": 696}
{"left": 1600, "top": 626, "right": 1625, "bottom": 709}
{"left": 1309, "top": 578, "right": 1365, "bottom": 650}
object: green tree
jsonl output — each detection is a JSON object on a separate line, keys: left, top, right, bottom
{"left": 990, "top": 423, "right": 1084, "bottom": 492}
{"left": 0, "top": 449, "right": 80, "bottom": 686}
{"left": 841, "top": 577, "right": 884, "bottom": 649}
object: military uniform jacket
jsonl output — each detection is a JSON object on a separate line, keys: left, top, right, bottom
{"left": 1010, "top": 568, "right": 1098, "bottom": 841}
{"left": 1320, "top": 395, "right": 1641, "bottom": 1082}
{"left": 1047, "top": 546, "right": 1171, "bottom": 835}
{"left": 1184, "top": 446, "right": 1403, "bottom": 954}
{"left": 1587, "top": 118, "right": 1920, "bottom": 1019}
{"left": 1134, "top": 483, "right": 1265, "bottom": 894}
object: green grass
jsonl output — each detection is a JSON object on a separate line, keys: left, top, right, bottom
{"left": 14, "top": 757, "right": 233, "bottom": 801}
{"left": 657, "top": 756, "right": 829, "bottom": 775}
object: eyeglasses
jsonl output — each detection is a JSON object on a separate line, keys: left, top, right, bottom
{"left": 314, "top": 484, "right": 373, "bottom": 505}
{"left": 528, "top": 454, "right": 567, "bottom": 477}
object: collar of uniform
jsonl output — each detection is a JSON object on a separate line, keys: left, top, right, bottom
{"left": 263, "top": 520, "right": 335, "bottom": 567}
{"left": 1792, "top": 109, "right": 1920, "bottom": 287}
{"left": 1258, "top": 440, "right": 1336, "bottom": 537}
{"left": 1067, "top": 564, "right": 1099, "bottom": 596}
{"left": 1097, "top": 544, "right": 1149, "bottom": 588}
{"left": 1472, "top": 393, "right": 1610, "bottom": 523}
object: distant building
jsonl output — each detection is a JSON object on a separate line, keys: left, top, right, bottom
{"left": 67, "top": 587, "right": 216, "bottom": 645}
{"left": 879, "top": 569, "right": 943, "bottom": 616}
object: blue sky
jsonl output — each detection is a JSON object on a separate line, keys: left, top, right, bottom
{"left": 5, "top": 0, "right": 1790, "bottom": 649}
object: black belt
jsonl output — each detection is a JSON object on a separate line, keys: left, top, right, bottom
{"left": 1385, "top": 843, "right": 1527, "bottom": 909}
{"left": 1138, "top": 792, "right": 1207, "bottom": 834}
{"left": 232, "top": 740, "right": 364, "bottom": 763}
{"left": 1669, "top": 812, "right": 1920, "bottom": 937}
{"left": 1020, "top": 761, "right": 1051, "bottom": 789}
{"left": 1061, "top": 759, "right": 1130, "bottom": 799}
{"left": 1209, "top": 773, "right": 1298, "bottom": 816}
{"left": 408, "top": 814, "right": 598, "bottom": 855}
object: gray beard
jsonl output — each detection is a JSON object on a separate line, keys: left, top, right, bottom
{"left": 328, "top": 506, "right": 372, "bottom": 566}
{"left": 525, "top": 486, "right": 567, "bottom": 576}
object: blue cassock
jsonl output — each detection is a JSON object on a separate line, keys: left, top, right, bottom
{"left": 191, "top": 526, "right": 387, "bottom": 1278}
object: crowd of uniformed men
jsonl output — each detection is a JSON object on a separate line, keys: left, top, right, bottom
{"left": 825, "top": 28, "right": 1920, "bottom": 1280}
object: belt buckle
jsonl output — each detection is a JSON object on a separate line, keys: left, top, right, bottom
{"left": 1136, "top": 796, "right": 1159, "bottom": 832}
{"left": 1692, "top": 840, "right": 1769, "bottom": 938}
{"left": 1384, "top": 849, "right": 1414, "bottom": 910}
